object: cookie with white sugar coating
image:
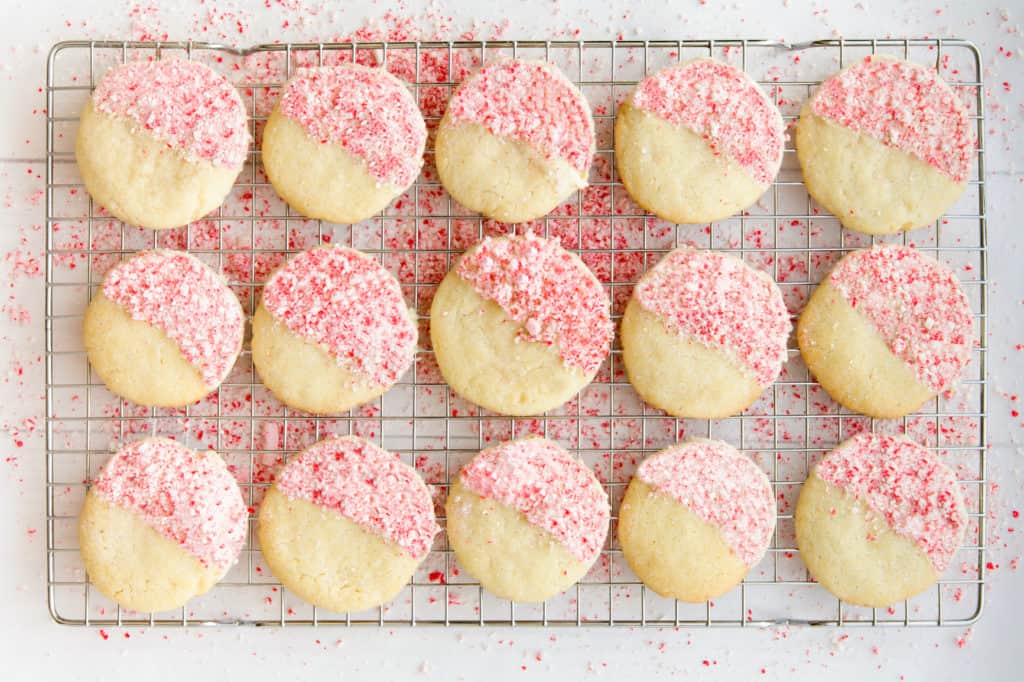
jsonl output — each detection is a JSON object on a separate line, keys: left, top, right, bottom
{"left": 618, "top": 439, "right": 776, "bottom": 603}
{"left": 797, "top": 244, "right": 974, "bottom": 418}
{"left": 75, "top": 59, "right": 249, "bottom": 230}
{"left": 795, "top": 433, "right": 967, "bottom": 607}
{"left": 435, "top": 59, "right": 595, "bottom": 223}
{"left": 79, "top": 437, "right": 247, "bottom": 613}
{"left": 83, "top": 250, "right": 245, "bottom": 408}
{"left": 621, "top": 247, "right": 791, "bottom": 419}
{"left": 251, "top": 245, "right": 418, "bottom": 415}
{"left": 429, "top": 233, "right": 612, "bottom": 416}
{"left": 258, "top": 436, "right": 439, "bottom": 613}
{"left": 445, "top": 437, "right": 609, "bottom": 603}
{"left": 262, "top": 64, "right": 426, "bottom": 224}
{"left": 615, "top": 57, "right": 785, "bottom": 224}
{"left": 796, "top": 54, "right": 975, "bottom": 235}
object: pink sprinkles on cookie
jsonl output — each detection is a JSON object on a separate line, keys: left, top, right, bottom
{"left": 93, "top": 438, "right": 247, "bottom": 570}
{"left": 637, "top": 440, "right": 775, "bottom": 567}
{"left": 277, "top": 65, "right": 426, "bottom": 187}
{"left": 92, "top": 59, "right": 249, "bottom": 167}
{"left": 634, "top": 249, "right": 790, "bottom": 386}
{"left": 456, "top": 234, "right": 612, "bottom": 374}
{"left": 261, "top": 246, "right": 417, "bottom": 387}
{"left": 103, "top": 250, "right": 244, "bottom": 387}
{"left": 274, "top": 437, "right": 438, "bottom": 558}
{"left": 630, "top": 59, "right": 784, "bottom": 185}
{"left": 811, "top": 55, "right": 975, "bottom": 183}
{"left": 829, "top": 245, "right": 973, "bottom": 393}
{"left": 446, "top": 59, "right": 594, "bottom": 174}
{"left": 458, "top": 438, "right": 609, "bottom": 563}
{"left": 816, "top": 433, "right": 967, "bottom": 573}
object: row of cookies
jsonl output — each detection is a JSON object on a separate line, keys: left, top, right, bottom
{"left": 80, "top": 431, "right": 967, "bottom": 613}
{"left": 84, "top": 234, "right": 973, "bottom": 423}
{"left": 75, "top": 53, "right": 975, "bottom": 237}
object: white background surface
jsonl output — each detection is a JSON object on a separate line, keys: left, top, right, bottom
{"left": 0, "top": 0, "right": 1022, "bottom": 679}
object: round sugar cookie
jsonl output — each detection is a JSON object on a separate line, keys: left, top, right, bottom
{"left": 618, "top": 439, "right": 775, "bottom": 602}
{"left": 262, "top": 64, "right": 426, "bottom": 224}
{"left": 429, "top": 233, "right": 612, "bottom": 416}
{"left": 445, "top": 437, "right": 609, "bottom": 602}
{"left": 78, "top": 437, "right": 247, "bottom": 612}
{"left": 797, "top": 244, "right": 973, "bottom": 418}
{"left": 83, "top": 250, "right": 245, "bottom": 407}
{"left": 435, "top": 59, "right": 595, "bottom": 223}
{"left": 258, "top": 436, "right": 438, "bottom": 613}
{"left": 796, "top": 55, "right": 975, "bottom": 235}
{"left": 795, "top": 433, "right": 967, "bottom": 607}
{"left": 615, "top": 58, "right": 785, "bottom": 224}
{"left": 76, "top": 59, "right": 249, "bottom": 230}
{"left": 251, "top": 245, "right": 417, "bottom": 415}
{"left": 621, "top": 248, "right": 791, "bottom": 418}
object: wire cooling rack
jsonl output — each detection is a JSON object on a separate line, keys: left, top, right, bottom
{"left": 44, "top": 38, "right": 988, "bottom": 628}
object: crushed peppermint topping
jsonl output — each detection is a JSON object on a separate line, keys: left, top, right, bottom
{"left": 446, "top": 59, "right": 594, "bottom": 174}
{"left": 92, "top": 438, "right": 247, "bottom": 571}
{"left": 829, "top": 245, "right": 973, "bottom": 393}
{"left": 103, "top": 250, "right": 244, "bottom": 388}
{"left": 630, "top": 59, "right": 784, "bottom": 185}
{"left": 277, "top": 65, "right": 426, "bottom": 187}
{"left": 261, "top": 246, "right": 417, "bottom": 387}
{"left": 811, "top": 55, "right": 975, "bottom": 183}
{"left": 92, "top": 59, "right": 249, "bottom": 167}
{"left": 637, "top": 440, "right": 775, "bottom": 567}
{"left": 455, "top": 234, "right": 612, "bottom": 374}
{"left": 458, "top": 438, "right": 609, "bottom": 563}
{"left": 816, "top": 433, "right": 967, "bottom": 573}
{"left": 274, "top": 436, "right": 439, "bottom": 558}
{"left": 633, "top": 248, "right": 790, "bottom": 386}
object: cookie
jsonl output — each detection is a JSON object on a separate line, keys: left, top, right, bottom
{"left": 796, "top": 55, "right": 975, "bottom": 235}
{"left": 262, "top": 64, "right": 426, "bottom": 224}
{"left": 797, "top": 244, "right": 973, "bottom": 418}
{"left": 258, "top": 436, "right": 438, "bottom": 613}
{"left": 430, "top": 233, "right": 612, "bottom": 415}
{"left": 445, "top": 437, "right": 609, "bottom": 602}
{"left": 621, "top": 248, "right": 791, "bottom": 418}
{"left": 78, "top": 437, "right": 247, "bottom": 612}
{"left": 435, "top": 59, "right": 595, "bottom": 223}
{"left": 76, "top": 59, "right": 249, "bottom": 230}
{"left": 83, "top": 250, "right": 245, "bottom": 407}
{"left": 617, "top": 439, "right": 775, "bottom": 602}
{"left": 615, "top": 58, "right": 785, "bottom": 224}
{"left": 251, "top": 245, "right": 417, "bottom": 414}
{"left": 795, "top": 433, "right": 967, "bottom": 607}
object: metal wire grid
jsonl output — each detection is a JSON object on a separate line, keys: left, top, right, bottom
{"left": 44, "top": 38, "right": 988, "bottom": 628}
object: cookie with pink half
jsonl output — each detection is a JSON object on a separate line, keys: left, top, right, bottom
{"left": 798, "top": 244, "right": 974, "bottom": 418}
{"left": 258, "top": 436, "right": 439, "bottom": 613}
{"left": 615, "top": 58, "right": 785, "bottom": 224}
{"left": 435, "top": 59, "right": 595, "bottom": 223}
{"left": 76, "top": 59, "right": 249, "bottom": 230}
{"left": 262, "top": 64, "right": 427, "bottom": 224}
{"left": 618, "top": 439, "right": 776, "bottom": 602}
{"left": 79, "top": 437, "right": 248, "bottom": 612}
{"left": 251, "top": 245, "right": 418, "bottom": 414}
{"left": 430, "top": 233, "right": 613, "bottom": 416}
{"left": 83, "top": 250, "right": 246, "bottom": 407}
{"left": 797, "top": 55, "right": 976, "bottom": 235}
{"left": 621, "top": 247, "right": 791, "bottom": 418}
{"left": 445, "top": 437, "right": 610, "bottom": 602}
{"left": 796, "top": 433, "right": 968, "bottom": 607}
